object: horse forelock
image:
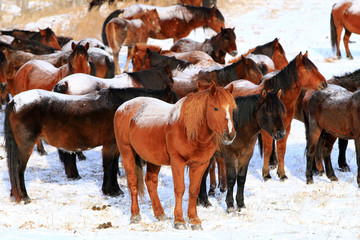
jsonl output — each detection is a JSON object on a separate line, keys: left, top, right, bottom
{"left": 263, "top": 56, "right": 298, "bottom": 93}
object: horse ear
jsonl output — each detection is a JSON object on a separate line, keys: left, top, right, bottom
{"left": 211, "top": 7, "right": 217, "bottom": 14}
{"left": 261, "top": 89, "right": 267, "bottom": 99}
{"left": 197, "top": 81, "right": 202, "bottom": 90}
{"left": 274, "top": 38, "right": 279, "bottom": 46}
{"left": 277, "top": 89, "right": 282, "bottom": 99}
{"left": 210, "top": 82, "right": 217, "bottom": 96}
{"left": 39, "top": 28, "right": 45, "bottom": 37}
{"left": 227, "top": 83, "right": 234, "bottom": 94}
{"left": 221, "top": 26, "right": 224, "bottom": 31}
{"left": 146, "top": 48, "right": 151, "bottom": 54}
{"left": 158, "top": 48, "right": 162, "bottom": 54}
{"left": 71, "top": 42, "right": 76, "bottom": 51}
{"left": 304, "top": 50, "right": 308, "bottom": 58}
{"left": 232, "top": 27, "right": 235, "bottom": 31}
{"left": 84, "top": 42, "right": 90, "bottom": 51}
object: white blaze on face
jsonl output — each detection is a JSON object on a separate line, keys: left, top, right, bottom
{"left": 225, "top": 105, "right": 233, "bottom": 133}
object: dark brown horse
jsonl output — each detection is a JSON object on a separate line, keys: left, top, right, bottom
{"left": 1, "top": 27, "right": 61, "bottom": 51}
{"left": 102, "top": 4, "right": 225, "bottom": 44}
{"left": 330, "top": 0, "right": 360, "bottom": 59}
{"left": 5, "top": 86, "right": 179, "bottom": 203}
{"left": 0, "top": 50, "right": 8, "bottom": 108}
{"left": 305, "top": 84, "right": 360, "bottom": 187}
{"left": 170, "top": 27, "right": 237, "bottom": 64}
{"left": 105, "top": 9, "right": 161, "bottom": 73}
{"left": 198, "top": 89, "right": 286, "bottom": 209}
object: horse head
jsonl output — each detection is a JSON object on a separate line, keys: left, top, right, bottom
{"left": 271, "top": 38, "right": 288, "bottom": 70}
{"left": 219, "top": 27, "right": 237, "bottom": 57}
{"left": 235, "top": 56, "right": 263, "bottom": 84}
{"left": 258, "top": 89, "right": 286, "bottom": 141}
{"left": 207, "top": 7, "right": 225, "bottom": 33}
{"left": 206, "top": 82, "right": 237, "bottom": 145}
{"left": 69, "top": 42, "right": 91, "bottom": 75}
{"left": 39, "top": 27, "right": 61, "bottom": 50}
{"left": 0, "top": 50, "right": 8, "bottom": 94}
{"left": 141, "top": 9, "right": 161, "bottom": 35}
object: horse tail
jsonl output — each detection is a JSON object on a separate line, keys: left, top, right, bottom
{"left": 315, "top": 130, "right": 326, "bottom": 164}
{"left": 135, "top": 154, "right": 145, "bottom": 199}
{"left": 330, "top": 8, "right": 337, "bottom": 52}
{"left": 257, "top": 133, "right": 263, "bottom": 157}
{"left": 101, "top": 9, "right": 124, "bottom": 46}
{"left": 53, "top": 81, "right": 68, "bottom": 94}
{"left": 4, "top": 101, "right": 21, "bottom": 201}
{"left": 104, "top": 56, "right": 115, "bottom": 78}
{"left": 303, "top": 109, "right": 310, "bottom": 157}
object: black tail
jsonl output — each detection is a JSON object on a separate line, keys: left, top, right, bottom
{"left": 4, "top": 101, "right": 21, "bottom": 200}
{"left": 105, "top": 56, "right": 115, "bottom": 78}
{"left": 258, "top": 133, "right": 263, "bottom": 157}
{"left": 135, "top": 154, "right": 145, "bottom": 199}
{"left": 330, "top": 9, "right": 337, "bottom": 52}
{"left": 101, "top": 9, "right": 124, "bottom": 46}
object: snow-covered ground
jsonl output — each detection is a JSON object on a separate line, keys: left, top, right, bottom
{"left": 1, "top": 0, "right": 360, "bottom": 239}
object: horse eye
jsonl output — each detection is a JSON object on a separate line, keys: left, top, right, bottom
{"left": 214, "top": 107, "right": 219, "bottom": 111}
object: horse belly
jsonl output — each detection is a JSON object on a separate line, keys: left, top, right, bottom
{"left": 318, "top": 105, "right": 353, "bottom": 138}
{"left": 343, "top": 11, "right": 360, "bottom": 34}
{"left": 129, "top": 125, "right": 170, "bottom": 165}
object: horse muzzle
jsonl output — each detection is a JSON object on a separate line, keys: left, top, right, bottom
{"left": 272, "top": 130, "right": 286, "bottom": 141}
{"left": 319, "top": 81, "right": 327, "bottom": 90}
{"left": 230, "top": 50, "right": 238, "bottom": 57}
{"left": 221, "top": 131, "right": 236, "bottom": 145}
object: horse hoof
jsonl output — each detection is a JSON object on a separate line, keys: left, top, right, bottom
{"left": 328, "top": 175, "right": 338, "bottom": 182}
{"left": 68, "top": 175, "right": 81, "bottom": 180}
{"left": 306, "top": 178, "right": 314, "bottom": 184}
{"left": 226, "top": 207, "right": 235, "bottom": 214}
{"left": 279, "top": 175, "right": 288, "bottom": 181}
{"left": 23, "top": 196, "right": 31, "bottom": 204}
{"left": 269, "top": 164, "right": 277, "bottom": 170}
{"left": 103, "top": 188, "right": 124, "bottom": 197}
{"left": 263, "top": 174, "right": 272, "bottom": 181}
{"left": 203, "top": 201, "right": 212, "bottom": 208}
{"left": 340, "top": 165, "right": 350, "bottom": 172}
{"left": 130, "top": 214, "right": 141, "bottom": 224}
{"left": 208, "top": 189, "right": 215, "bottom": 196}
{"left": 157, "top": 214, "right": 168, "bottom": 222}
{"left": 190, "top": 224, "right": 203, "bottom": 231}
{"left": 174, "top": 222, "right": 187, "bottom": 230}
{"left": 237, "top": 203, "right": 246, "bottom": 210}
{"left": 220, "top": 187, "right": 226, "bottom": 193}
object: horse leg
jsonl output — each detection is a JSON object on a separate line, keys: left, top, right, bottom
{"left": 355, "top": 140, "right": 360, "bottom": 188}
{"left": 235, "top": 156, "right": 251, "bottom": 211}
{"left": 261, "top": 131, "right": 273, "bottom": 180}
{"left": 170, "top": 156, "right": 186, "bottom": 229}
{"left": 225, "top": 153, "right": 237, "bottom": 213}
{"left": 305, "top": 126, "right": 322, "bottom": 184}
{"left": 76, "top": 151, "right": 86, "bottom": 161}
{"left": 187, "top": 161, "right": 209, "bottom": 230}
{"left": 58, "top": 149, "right": 80, "bottom": 179}
{"left": 335, "top": 24, "right": 343, "bottom": 58}
{"left": 338, "top": 138, "right": 350, "bottom": 172}
{"left": 343, "top": 29, "right": 353, "bottom": 59}
{"left": 208, "top": 157, "right": 216, "bottom": 196}
{"left": 124, "top": 46, "right": 133, "bottom": 72}
{"left": 101, "top": 144, "right": 123, "bottom": 197}
{"left": 36, "top": 138, "right": 47, "bottom": 155}
{"left": 269, "top": 139, "right": 278, "bottom": 169}
{"left": 322, "top": 134, "right": 338, "bottom": 181}
{"left": 121, "top": 145, "right": 141, "bottom": 223}
{"left": 198, "top": 156, "right": 213, "bottom": 207}
{"left": 145, "top": 162, "right": 167, "bottom": 221}
{"left": 217, "top": 157, "right": 227, "bottom": 192}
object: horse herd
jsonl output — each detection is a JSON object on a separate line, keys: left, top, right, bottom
{"left": 1, "top": 0, "right": 360, "bottom": 230}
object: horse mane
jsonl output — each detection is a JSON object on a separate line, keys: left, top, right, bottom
{"left": 330, "top": 68, "right": 360, "bottom": 92}
{"left": 183, "top": 5, "right": 224, "bottom": 22}
{"left": 179, "top": 87, "right": 233, "bottom": 140}
{"left": 251, "top": 38, "right": 285, "bottom": 58}
{"left": 0, "top": 50, "right": 6, "bottom": 63}
{"left": 127, "top": 67, "right": 173, "bottom": 89}
{"left": 214, "top": 64, "right": 238, "bottom": 85}
{"left": 148, "top": 49, "right": 192, "bottom": 71}
{"left": 12, "top": 37, "right": 56, "bottom": 54}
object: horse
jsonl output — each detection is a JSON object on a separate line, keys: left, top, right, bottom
{"left": 105, "top": 9, "right": 161, "bottom": 73}
{"left": 5, "top": 86, "right": 179, "bottom": 203}
{"left": 0, "top": 50, "right": 8, "bottom": 108}
{"left": 102, "top": 4, "right": 225, "bottom": 44}
{"left": 170, "top": 27, "right": 237, "bottom": 64}
{"left": 113, "top": 82, "right": 236, "bottom": 229}
{"left": 231, "top": 38, "right": 288, "bottom": 71}
{"left": 131, "top": 43, "right": 222, "bottom": 71}
{"left": 10, "top": 42, "right": 91, "bottom": 96}
{"left": 1, "top": 27, "right": 62, "bottom": 50}
{"left": 61, "top": 38, "right": 105, "bottom": 52}
{"left": 305, "top": 84, "right": 360, "bottom": 187}
{"left": 227, "top": 52, "right": 328, "bottom": 181}
{"left": 145, "top": 49, "right": 263, "bottom": 98}
{"left": 330, "top": 0, "right": 360, "bottom": 59}
{"left": 10, "top": 37, "right": 58, "bottom": 55}
{"left": 178, "top": 0, "right": 202, "bottom": 6}
{"left": 88, "top": 0, "right": 114, "bottom": 11}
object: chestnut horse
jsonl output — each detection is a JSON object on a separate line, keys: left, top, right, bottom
{"left": 10, "top": 42, "right": 90, "bottom": 96}
{"left": 114, "top": 82, "right": 236, "bottom": 229}
{"left": 5, "top": 86, "right": 179, "bottom": 203}
{"left": 131, "top": 43, "right": 222, "bottom": 71}
{"left": 102, "top": 4, "right": 225, "bottom": 44}
{"left": 228, "top": 53, "right": 327, "bottom": 181}
{"left": 170, "top": 27, "right": 237, "bottom": 64}
{"left": 198, "top": 89, "right": 286, "bottom": 209}
{"left": 330, "top": 0, "right": 360, "bottom": 59}
{"left": 305, "top": 84, "right": 360, "bottom": 187}
{"left": 178, "top": 0, "right": 202, "bottom": 6}
{"left": 1, "top": 27, "right": 61, "bottom": 51}
{"left": 231, "top": 38, "right": 288, "bottom": 71}
{"left": 105, "top": 9, "right": 161, "bottom": 73}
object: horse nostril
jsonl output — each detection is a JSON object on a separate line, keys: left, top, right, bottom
{"left": 231, "top": 50, "right": 238, "bottom": 57}
{"left": 321, "top": 81, "right": 327, "bottom": 89}
{"left": 275, "top": 130, "right": 286, "bottom": 140}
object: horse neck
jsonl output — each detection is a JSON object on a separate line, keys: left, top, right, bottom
{"left": 214, "top": 65, "right": 237, "bottom": 86}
